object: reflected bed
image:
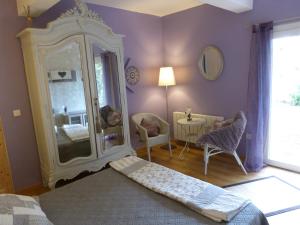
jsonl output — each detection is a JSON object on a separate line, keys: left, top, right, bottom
{"left": 56, "top": 127, "right": 91, "bottom": 163}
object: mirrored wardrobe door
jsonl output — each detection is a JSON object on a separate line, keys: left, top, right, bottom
{"left": 40, "top": 35, "right": 98, "bottom": 164}
{"left": 86, "top": 38, "right": 125, "bottom": 152}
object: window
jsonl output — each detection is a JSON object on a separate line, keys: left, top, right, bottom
{"left": 94, "top": 56, "right": 107, "bottom": 106}
{"left": 267, "top": 20, "right": 300, "bottom": 172}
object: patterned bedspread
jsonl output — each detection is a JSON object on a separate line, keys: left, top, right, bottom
{"left": 39, "top": 168, "right": 269, "bottom": 225}
{"left": 110, "top": 156, "right": 250, "bottom": 222}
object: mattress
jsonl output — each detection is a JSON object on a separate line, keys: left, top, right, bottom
{"left": 39, "top": 168, "right": 269, "bottom": 225}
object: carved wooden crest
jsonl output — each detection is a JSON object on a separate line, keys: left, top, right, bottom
{"left": 60, "top": 0, "right": 102, "bottom": 22}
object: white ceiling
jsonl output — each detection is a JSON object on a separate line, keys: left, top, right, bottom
{"left": 84, "top": 0, "right": 203, "bottom": 17}
{"left": 16, "top": 0, "right": 253, "bottom": 17}
{"left": 201, "top": 0, "right": 253, "bottom": 13}
{"left": 84, "top": 0, "right": 253, "bottom": 16}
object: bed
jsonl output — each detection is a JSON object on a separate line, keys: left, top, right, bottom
{"left": 39, "top": 168, "right": 269, "bottom": 225}
{"left": 56, "top": 127, "right": 91, "bottom": 163}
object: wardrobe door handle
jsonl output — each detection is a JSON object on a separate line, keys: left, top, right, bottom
{"left": 95, "top": 116, "right": 102, "bottom": 134}
{"left": 94, "top": 97, "right": 102, "bottom": 134}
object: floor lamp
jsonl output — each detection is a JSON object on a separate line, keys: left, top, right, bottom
{"left": 158, "top": 67, "right": 177, "bottom": 150}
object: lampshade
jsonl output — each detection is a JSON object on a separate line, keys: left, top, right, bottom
{"left": 158, "top": 67, "right": 176, "bottom": 86}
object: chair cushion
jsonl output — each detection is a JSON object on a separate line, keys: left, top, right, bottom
{"left": 211, "top": 118, "right": 234, "bottom": 131}
{"left": 140, "top": 117, "right": 160, "bottom": 137}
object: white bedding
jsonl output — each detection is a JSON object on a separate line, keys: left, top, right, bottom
{"left": 62, "top": 124, "right": 89, "bottom": 142}
{"left": 110, "top": 156, "right": 250, "bottom": 222}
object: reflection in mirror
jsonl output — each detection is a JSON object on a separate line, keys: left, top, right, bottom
{"left": 199, "top": 46, "right": 224, "bottom": 81}
{"left": 92, "top": 44, "right": 124, "bottom": 150}
{"left": 45, "top": 41, "right": 92, "bottom": 163}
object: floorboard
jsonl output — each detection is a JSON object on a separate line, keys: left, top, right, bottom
{"left": 136, "top": 141, "right": 300, "bottom": 225}
{"left": 136, "top": 141, "right": 300, "bottom": 188}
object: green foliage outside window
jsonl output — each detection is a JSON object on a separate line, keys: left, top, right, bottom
{"left": 291, "top": 86, "right": 300, "bottom": 106}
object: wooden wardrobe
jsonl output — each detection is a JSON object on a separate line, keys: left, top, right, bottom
{"left": 0, "top": 118, "right": 14, "bottom": 193}
{"left": 18, "top": 0, "right": 135, "bottom": 188}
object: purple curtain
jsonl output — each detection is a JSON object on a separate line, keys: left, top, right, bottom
{"left": 103, "top": 52, "right": 121, "bottom": 110}
{"left": 244, "top": 22, "right": 273, "bottom": 172}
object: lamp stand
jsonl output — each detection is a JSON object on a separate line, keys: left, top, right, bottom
{"left": 160, "top": 85, "right": 177, "bottom": 150}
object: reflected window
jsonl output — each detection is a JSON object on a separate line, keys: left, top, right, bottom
{"left": 92, "top": 43, "right": 124, "bottom": 150}
{"left": 95, "top": 56, "right": 107, "bottom": 107}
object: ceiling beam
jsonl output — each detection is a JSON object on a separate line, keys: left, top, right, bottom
{"left": 200, "top": 0, "right": 253, "bottom": 13}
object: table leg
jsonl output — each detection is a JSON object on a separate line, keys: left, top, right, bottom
{"left": 178, "top": 125, "right": 191, "bottom": 160}
{"left": 178, "top": 141, "right": 189, "bottom": 160}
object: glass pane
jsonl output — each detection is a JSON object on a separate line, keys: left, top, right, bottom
{"left": 92, "top": 43, "right": 124, "bottom": 150}
{"left": 45, "top": 41, "right": 92, "bottom": 163}
{"left": 269, "top": 35, "right": 300, "bottom": 170}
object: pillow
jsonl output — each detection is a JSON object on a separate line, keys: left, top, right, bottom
{"left": 107, "top": 111, "right": 122, "bottom": 126}
{"left": 100, "top": 105, "right": 113, "bottom": 122}
{"left": 100, "top": 105, "right": 122, "bottom": 127}
{"left": 211, "top": 119, "right": 234, "bottom": 131}
{"left": 0, "top": 194, "right": 53, "bottom": 225}
{"left": 100, "top": 115, "right": 108, "bottom": 129}
{"left": 140, "top": 117, "right": 160, "bottom": 137}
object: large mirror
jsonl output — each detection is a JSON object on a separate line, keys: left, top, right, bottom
{"left": 45, "top": 41, "right": 93, "bottom": 163}
{"left": 91, "top": 43, "right": 124, "bottom": 151}
{"left": 198, "top": 45, "right": 224, "bottom": 80}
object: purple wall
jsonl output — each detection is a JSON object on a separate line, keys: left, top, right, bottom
{"left": 162, "top": 0, "right": 300, "bottom": 153}
{"left": 0, "top": 0, "right": 41, "bottom": 190}
{"left": 162, "top": 0, "right": 300, "bottom": 119}
{"left": 2, "top": 0, "right": 300, "bottom": 190}
{"left": 163, "top": 0, "right": 300, "bottom": 119}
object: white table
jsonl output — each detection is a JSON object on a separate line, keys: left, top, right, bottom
{"left": 177, "top": 118, "right": 206, "bottom": 160}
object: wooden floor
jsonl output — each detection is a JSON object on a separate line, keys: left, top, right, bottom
{"left": 136, "top": 141, "right": 300, "bottom": 189}
{"left": 137, "top": 141, "right": 300, "bottom": 225}
{"left": 19, "top": 140, "right": 300, "bottom": 196}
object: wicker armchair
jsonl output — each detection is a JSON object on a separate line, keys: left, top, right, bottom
{"left": 132, "top": 113, "right": 172, "bottom": 161}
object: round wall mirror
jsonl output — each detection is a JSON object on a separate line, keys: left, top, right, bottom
{"left": 198, "top": 46, "right": 224, "bottom": 80}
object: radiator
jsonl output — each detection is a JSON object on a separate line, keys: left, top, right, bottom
{"left": 173, "top": 112, "right": 224, "bottom": 144}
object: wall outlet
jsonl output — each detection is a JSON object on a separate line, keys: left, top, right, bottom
{"left": 13, "top": 109, "right": 22, "bottom": 117}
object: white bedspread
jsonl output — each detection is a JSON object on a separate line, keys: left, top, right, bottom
{"left": 62, "top": 124, "right": 89, "bottom": 142}
{"left": 110, "top": 156, "right": 250, "bottom": 222}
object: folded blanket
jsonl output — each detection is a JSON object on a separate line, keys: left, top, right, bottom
{"left": 110, "top": 156, "right": 249, "bottom": 222}
{"left": 62, "top": 124, "right": 89, "bottom": 142}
